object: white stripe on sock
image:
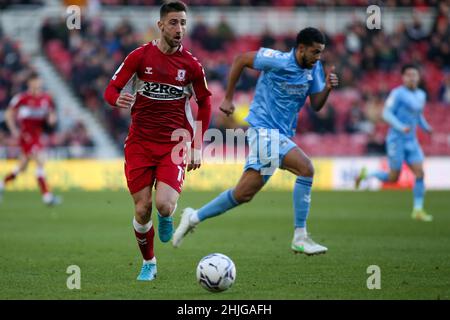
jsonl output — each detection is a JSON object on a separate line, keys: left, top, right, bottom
{"left": 133, "top": 217, "right": 152, "bottom": 234}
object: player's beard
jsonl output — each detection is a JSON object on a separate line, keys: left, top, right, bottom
{"left": 301, "top": 55, "right": 313, "bottom": 69}
{"left": 164, "top": 34, "right": 182, "bottom": 49}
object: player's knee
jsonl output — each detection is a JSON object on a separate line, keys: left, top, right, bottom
{"left": 299, "top": 159, "right": 314, "bottom": 177}
{"left": 415, "top": 170, "right": 424, "bottom": 179}
{"left": 135, "top": 200, "right": 152, "bottom": 220}
{"left": 389, "top": 173, "right": 400, "bottom": 183}
{"left": 234, "top": 189, "right": 256, "bottom": 204}
{"left": 19, "top": 162, "right": 29, "bottom": 172}
{"left": 156, "top": 201, "right": 176, "bottom": 217}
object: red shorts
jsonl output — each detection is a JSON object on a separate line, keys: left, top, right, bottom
{"left": 20, "top": 133, "right": 43, "bottom": 155}
{"left": 124, "top": 139, "right": 187, "bottom": 194}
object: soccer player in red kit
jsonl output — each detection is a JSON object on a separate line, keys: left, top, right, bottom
{"left": 104, "top": 1, "right": 212, "bottom": 281}
{"left": 0, "top": 73, "right": 60, "bottom": 205}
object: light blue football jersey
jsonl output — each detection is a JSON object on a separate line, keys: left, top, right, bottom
{"left": 245, "top": 47, "right": 326, "bottom": 137}
{"left": 383, "top": 85, "right": 430, "bottom": 141}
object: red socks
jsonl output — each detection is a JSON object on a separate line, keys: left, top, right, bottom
{"left": 133, "top": 219, "right": 155, "bottom": 261}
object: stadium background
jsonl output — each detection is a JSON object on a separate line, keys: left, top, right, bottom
{"left": 0, "top": 0, "right": 450, "bottom": 300}
{"left": 1, "top": 0, "right": 449, "bottom": 192}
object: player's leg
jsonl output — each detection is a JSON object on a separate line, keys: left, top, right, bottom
{"left": 2, "top": 153, "right": 29, "bottom": 184}
{"left": 355, "top": 138, "right": 402, "bottom": 188}
{"left": 34, "top": 151, "right": 61, "bottom": 206}
{"left": 281, "top": 146, "right": 327, "bottom": 255}
{"left": 154, "top": 181, "right": 180, "bottom": 243}
{"left": 0, "top": 153, "right": 30, "bottom": 201}
{"left": 406, "top": 143, "right": 432, "bottom": 222}
{"left": 131, "top": 185, "right": 157, "bottom": 281}
{"left": 173, "top": 127, "right": 271, "bottom": 248}
{"left": 173, "top": 169, "right": 266, "bottom": 248}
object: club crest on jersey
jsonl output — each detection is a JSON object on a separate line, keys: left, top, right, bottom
{"left": 176, "top": 69, "right": 186, "bottom": 82}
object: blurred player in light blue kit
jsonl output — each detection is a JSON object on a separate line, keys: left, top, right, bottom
{"left": 173, "top": 27, "right": 339, "bottom": 255}
{"left": 355, "top": 64, "right": 433, "bottom": 222}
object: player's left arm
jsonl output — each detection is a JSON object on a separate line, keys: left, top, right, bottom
{"left": 46, "top": 96, "right": 58, "bottom": 128}
{"left": 418, "top": 112, "right": 432, "bottom": 133}
{"left": 309, "top": 65, "right": 338, "bottom": 112}
{"left": 188, "top": 63, "right": 212, "bottom": 172}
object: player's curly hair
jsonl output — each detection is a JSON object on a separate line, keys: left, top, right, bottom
{"left": 160, "top": 1, "right": 187, "bottom": 19}
{"left": 296, "top": 27, "right": 325, "bottom": 46}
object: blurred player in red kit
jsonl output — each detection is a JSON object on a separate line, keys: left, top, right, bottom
{"left": 104, "top": 1, "right": 212, "bottom": 281}
{"left": 0, "top": 72, "right": 61, "bottom": 206}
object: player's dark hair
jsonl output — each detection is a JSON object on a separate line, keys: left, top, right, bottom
{"left": 160, "top": 1, "right": 187, "bottom": 19}
{"left": 28, "top": 72, "right": 40, "bottom": 81}
{"left": 401, "top": 63, "right": 419, "bottom": 74}
{"left": 296, "top": 27, "right": 325, "bottom": 46}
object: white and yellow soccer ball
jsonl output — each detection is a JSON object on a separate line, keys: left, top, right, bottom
{"left": 196, "top": 253, "right": 236, "bottom": 292}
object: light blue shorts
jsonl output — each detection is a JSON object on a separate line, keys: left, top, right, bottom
{"left": 244, "top": 127, "right": 297, "bottom": 182}
{"left": 386, "top": 137, "right": 424, "bottom": 171}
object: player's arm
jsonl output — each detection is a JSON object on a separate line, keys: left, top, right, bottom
{"left": 189, "top": 64, "right": 213, "bottom": 171}
{"left": 418, "top": 113, "right": 432, "bottom": 133}
{"left": 5, "top": 94, "right": 21, "bottom": 138}
{"left": 47, "top": 96, "right": 57, "bottom": 128}
{"left": 382, "top": 91, "right": 410, "bottom": 133}
{"left": 104, "top": 47, "right": 142, "bottom": 109}
{"left": 309, "top": 66, "right": 338, "bottom": 112}
{"left": 219, "top": 51, "right": 257, "bottom": 116}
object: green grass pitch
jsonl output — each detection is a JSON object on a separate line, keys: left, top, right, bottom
{"left": 0, "top": 190, "right": 449, "bottom": 299}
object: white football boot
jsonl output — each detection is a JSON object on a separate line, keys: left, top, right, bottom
{"left": 172, "top": 207, "right": 198, "bottom": 248}
{"left": 291, "top": 233, "right": 328, "bottom": 256}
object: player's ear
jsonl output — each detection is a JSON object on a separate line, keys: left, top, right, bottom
{"left": 297, "top": 43, "right": 305, "bottom": 54}
{"left": 157, "top": 20, "right": 163, "bottom": 31}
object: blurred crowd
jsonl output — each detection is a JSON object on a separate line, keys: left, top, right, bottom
{"left": 39, "top": 1, "right": 450, "bottom": 156}
{"left": 0, "top": 0, "right": 42, "bottom": 9}
{"left": 0, "top": 28, "right": 95, "bottom": 158}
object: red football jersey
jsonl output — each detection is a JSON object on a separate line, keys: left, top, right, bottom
{"left": 9, "top": 92, "right": 55, "bottom": 138}
{"left": 106, "top": 40, "right": 212, "bottom": 144}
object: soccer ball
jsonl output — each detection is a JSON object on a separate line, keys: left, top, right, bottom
{"left": 196, "top": 253, "right": 236, "bottom": 292}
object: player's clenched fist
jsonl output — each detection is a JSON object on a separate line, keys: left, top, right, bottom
{"left": 115, "top": 93, "right": 135, "bottom": 109}
{"left": 326, "top": 66, "right": 339, "bottom": 90}
{"left": 187, "top": 148, "right": 202, "bottom": 172}
{"left": 219, "top": 99, "right": 235, "bottom": 116}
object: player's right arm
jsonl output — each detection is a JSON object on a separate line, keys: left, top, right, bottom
{"left": 382, "top": 89, "right": 410, "bottom": 133}
{"left": 5, "top": 94, "right": 21, "bottom": 138}
{"left": 219, "top": 51, "right": 256, "bottom": 116}
{"left": 104, "top": 47, "right": 143, "bottom": 109}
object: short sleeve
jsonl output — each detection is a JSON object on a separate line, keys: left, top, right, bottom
{"left": 253, "top": 48, "right": 288, "bottom": 72}
{"left": 308, "top": 62, "right": 326, "bottom": 95}
{"left": 191, "top": 61, "right": 212, "bottom": 102}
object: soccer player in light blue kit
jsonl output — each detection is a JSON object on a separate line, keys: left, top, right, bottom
{"left": 355, "top": 64, "right": 433, "bottom": 222}
{"left": 173, "top": 28, "right": 339, "bottom": 254}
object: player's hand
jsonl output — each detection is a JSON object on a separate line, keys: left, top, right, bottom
{"left": 47, "top": 112, "right": 57, "bottom": 127}
{"left": 402, "top": 126, "right": 411, "bottom": 134}
{"left": 219, "top": 99, "right": 235, "bottom": 117}
{"left": 326, "top": 66, "right": 339, "bottom": 90}
{"left": 187, "top": 148, "right": 202, "bottom": 172}
{"left": 11, "top": 130, "right": 20, "bottom": 140}
{"left": 115, "top": 93, "right": 135, "bottom": 109}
